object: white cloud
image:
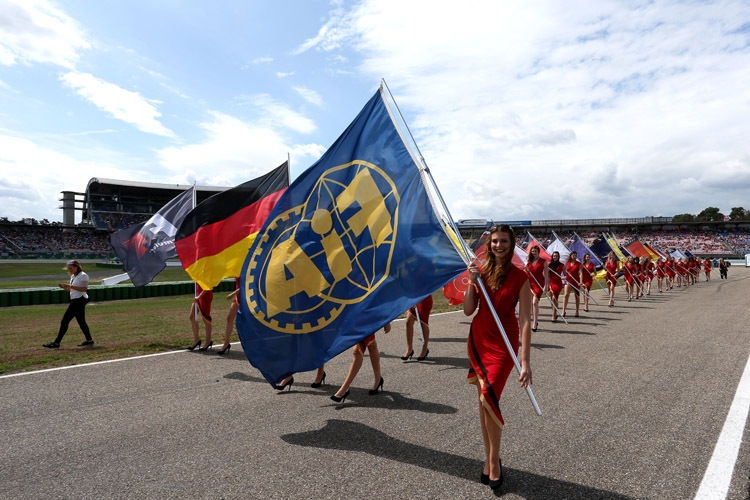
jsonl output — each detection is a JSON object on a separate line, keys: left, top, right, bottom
{"left": 292, "top": 85, "right": 323, "bottom": 106}
{"left": 293, "top": 5, "right": 354, "bottom": 55}
{"left": 0, "top": 0, "right": 90, "bottom": 68}
{"left": 155, "top": 111, "right": 324, "bottom": 186}
{"left": 245, "top": 93, "right": 317, "bottom": 134}
{"left": 60, "top": 71, "right": 176, "bottom": 138}
{"left": 301, "top": 0, "right": 750, "bottom": 219}
{"left": 0, "top": 133, "right": 130, "bottom": 221}
{"left": 276, "top": 71, "right": 295, "bottom": 78}
{"left": 252, "top": 56, "right": 273, "bottom": 64}
{"left": 0, "top": 78, "right": 17, "bottom": 92}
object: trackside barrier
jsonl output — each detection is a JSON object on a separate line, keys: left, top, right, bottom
{"left": 0, "top": 279, "right": 236, "bottom": 308}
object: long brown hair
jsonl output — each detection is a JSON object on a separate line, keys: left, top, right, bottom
{"left": 67, "top": 260, "right": 82, "bottom": 275}
{"left": 481, "top": 224, "right": 516, "bottom": 291}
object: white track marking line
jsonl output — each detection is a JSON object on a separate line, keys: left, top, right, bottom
{"left": 0, "top": 311, "right": 463, "bottom": 379}
{"left": 694, "top": 353, "right": 750, "bottom": 500}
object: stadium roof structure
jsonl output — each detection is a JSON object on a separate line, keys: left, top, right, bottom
{"left": 75, "top": 177, "right": 232, "bottom": 230}
{"left": 85, "top": 177, "right": 229, "bottom": 193}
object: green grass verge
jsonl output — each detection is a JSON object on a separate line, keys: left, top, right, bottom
{"left": 1, "top": 290, "right": 462, "bottom": 375}
{"left": 0, "top": 262, "right": 192, "bottom": 289}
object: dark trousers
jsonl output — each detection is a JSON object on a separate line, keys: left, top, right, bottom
{"left": 55, "top": 297, "right": 92, "bottom": 343}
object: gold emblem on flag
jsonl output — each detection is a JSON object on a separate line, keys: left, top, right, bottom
{"left": 244, "top": 161, "right": 399, "bottom": 333}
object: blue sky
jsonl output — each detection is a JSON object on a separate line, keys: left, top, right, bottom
{"left": 1, "top": 0, "right": 749, "bottom": 223}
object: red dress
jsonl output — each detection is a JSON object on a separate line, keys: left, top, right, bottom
{"left": 409, "top": 295, "right": 434, "bottom": 324}
{"left": 704, "top": 260, "right": 711, "bottom": 275}
{"left": 526, "top": 259, "right": 546, "bottom": 297}
{"left": 656, "top": 261, "right": 665, "bottom": 279}
{"left": 548, "top": 261, "right": 564, "bottom": 298}
{"left": 566, "top": 261, "right": 581, "bottom": 289}
{"left": 467, "top": 265, "right": 529, "bottom": 427}
{"left": 666, "top": 261, "right": 676, "bottom": 277}
{"left": 624, "top": 263, "right": 636, "bottom": 284}
{"left": 195, "top": 284, "right": 213, "bottom": 322}
{"left": 645, "top": 262, "right": 654, "bottom": 281}
{"left": 605, "top": 261, "right": 619, "bottom": 284}
{"left": 581, "top": 263, "right": 595, "bottom": 288}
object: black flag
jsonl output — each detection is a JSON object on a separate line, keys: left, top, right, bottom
{"left": 109, "top": 187, "right": 194, "bottom": 287}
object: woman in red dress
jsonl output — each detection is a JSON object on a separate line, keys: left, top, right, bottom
{"left": 562, "top": 250, "right": 582, "bottom": 317}
{"left": 643, "top": 257, "right": 653, "bottom": 295}
{"left": 465, "top": 224, "right": 532, "bottom": 491}
{"left": 665, "top": 255, "right": 676, "bottom": 289}
{"left": 580, "top": 253, "right": 596, "bottom": 312}
{"left": 188, "top": 284, "right": 213, "bottom": 351}
{"left": 525, "top": 246, "right": 548, "bottom": 331}
{"left": 604, "top": 251, "right": 619, "bottom": 307}
{"left": 546, "top": 251, "right": 564, "bottom": 321}
{"left": 690, "top": 257, "right": 699, "bottom": 284}
{"left": 623, "top": 256, "right": 636, "bottom": 301}
{"left": 675, "top": 258, "right": 685, "bottom": 287}
{"left": 330, "top": 323, "right": 391, "bottom": 403}
{"left": 636, "top": 256, "right": 645, "bottom": 298}
{"left": 402, "top": 295, "right": 434, "bottom": 361}
{"left": 655, "top": 257, "right": 666, "bottom": 293}
{"left": 703, "top": 258, "right": 712, "bottom": 280}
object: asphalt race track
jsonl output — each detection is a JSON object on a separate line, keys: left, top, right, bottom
{"left": 1, "top": 269, "right": 748, "bottom": 499}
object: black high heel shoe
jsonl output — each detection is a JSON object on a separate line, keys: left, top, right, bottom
{"left": 417, "top": 349, "right": 429, "bottom": 361}
{"left": 198, "top": 340, "right": 213, "bottom": 351}
{"left": 187, "top": 340, "right": 201, "bottom": 351}
{"left": 276, "top": 377, "right": 294, "bottom": 391}
{"left": 368, "top": 377, "right": 384, "bottom": 395}
{"left": 400, "top": 350, "right": 414, "bottom": 361}
{"left": 330, "top": 389, "right": 349, "bottom": 403}
{"left": 488, "top": 459, "right": 503, "bottom": 490}
{"left": 310, "top": 372, "right": 326, "bottom": 388}
{"left": 217, "top": 344, "right": 231, "bottom": 355}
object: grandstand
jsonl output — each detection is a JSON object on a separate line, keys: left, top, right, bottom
{"left": 2, "top": 185, "right": 750, "bottom": 259}
{"left": 79, "top": 178, "right": 230, "bottom": 230}
{"left": 456, "top": 217, "right": 750, "bottom": 258}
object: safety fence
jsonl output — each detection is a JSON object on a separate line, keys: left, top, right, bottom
{"left": 0, "top": 279, "right": 236, "bottom": 308}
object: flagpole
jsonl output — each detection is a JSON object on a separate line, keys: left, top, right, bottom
{"left": 524, "top": 259, "right": 568, "bottom": 324}
{"left": 621, "top": 264, "right": 645, "bottom": 296}
{"left": 192, "top": 182, "right": 199, "bottom": 321}
{"left": 414, "top": 303, "right": 425, "bottom": 344}
{"left": 380, "top": 79, "right": 541, "bottom": 417}
{"left": 547, "top": 267, "right": 601, "bottom": 305}
{"left": 573, "top": 231, "right": 611, "bottom": 294}
{"left": 581, "top": 264, "right": 612, "bottom": 304}
{"left": 524, "top": 231, "right": 570, "bottom": 320}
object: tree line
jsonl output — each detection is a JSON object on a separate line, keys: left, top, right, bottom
{"left": 672, "top": 207, "right": 748, "bottom": 223}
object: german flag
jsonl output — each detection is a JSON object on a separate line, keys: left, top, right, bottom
{"left": 175, "top": 162, "right": 289, "bottom": 290}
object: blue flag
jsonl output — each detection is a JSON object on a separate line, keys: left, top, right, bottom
{"left": 236, "top": 89, "right": 466, "bottom": 385}
{"left": 568, "top": 233, "right": 602, "bottom": 269}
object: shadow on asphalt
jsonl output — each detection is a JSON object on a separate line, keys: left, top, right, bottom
{"left": 429, "top": 337, "right": 468, "bottom": 343}
{"left": 530, "top": 343, "right": 564, "bottom": 351}
{"left": 550, "top": 330, "right": 596, "bottom": 336}
{"left": 281, "top": 419, "right": 636, "bottom": 499}
{"left": 381, "top": 353, "right": 470, "bottom": 371}
{"left": 223, "top": 372, "right": 458, "bottom": 414}
{"left": 224, "top": 371, "right": 267, "bottom": 384}
{"left": 324, "top": 390, "right": 458, "bottom": 414}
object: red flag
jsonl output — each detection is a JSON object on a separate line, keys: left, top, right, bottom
{"left": 443, "top": 244, "right": 487, "bottom": 305}
{"left": 442, "top": 241, "right": 526, "bottom": 305}
{"left": 526, "top": 240, "right": 552, "bottom": 262}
